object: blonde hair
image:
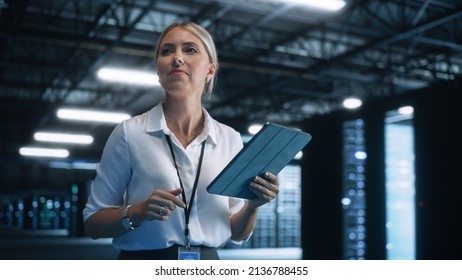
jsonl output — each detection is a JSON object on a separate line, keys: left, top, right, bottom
{"left": 154, "top": 22, "right": 218, "bottom": 98}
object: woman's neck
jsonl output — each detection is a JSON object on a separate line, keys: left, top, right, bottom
{"left": 163, "top": 95, "right": 204, "bottom": 145}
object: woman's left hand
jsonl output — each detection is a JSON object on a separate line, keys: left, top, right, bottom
{"left": 248, "top": 172, "right": 279, "bottom": 208}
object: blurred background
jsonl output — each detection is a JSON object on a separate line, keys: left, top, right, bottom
{"left": 0, "top": 0, "right": 461, "bottom": 260}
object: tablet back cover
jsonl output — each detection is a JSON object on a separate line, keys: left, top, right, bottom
{"left": 206, "top": 123, "right": 312, "bottom": 199}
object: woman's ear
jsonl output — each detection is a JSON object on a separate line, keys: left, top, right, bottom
{"left": 207, "top": 63, "right": 217, "bottom": 78}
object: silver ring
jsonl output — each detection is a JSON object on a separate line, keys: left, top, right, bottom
{"left": 159, "top": 206, "right": 164, "bottom": 216}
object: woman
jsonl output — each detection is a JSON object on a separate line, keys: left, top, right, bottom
{"left": 83, "top": 22, "right": 279, "bottom": 260}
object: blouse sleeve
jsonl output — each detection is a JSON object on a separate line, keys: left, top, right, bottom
{"left": 82, "top": 122, "right": 132, "bottom": 222}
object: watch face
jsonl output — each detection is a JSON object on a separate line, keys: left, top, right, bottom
{"left": 122, "top": 217, "right": 132, "bottom": 230}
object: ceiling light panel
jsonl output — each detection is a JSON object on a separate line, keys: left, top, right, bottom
{"left": 57, "top": 108, "right": 131, "bottom": 124}
{"left": 97, "top": 67, "right": 159, "bottom": 87}
{"left": 264, "top": 0, "right": 346, "bottom": 11}
{"left": 34, "top": 132, "right": 94, "bottom": 145}
{"left": 19, "top": 147, "right": 70, "bottom": 158}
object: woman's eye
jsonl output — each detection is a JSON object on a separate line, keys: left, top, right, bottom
{"left": 159, "top": 48, "right": 173, "bottom": 56}
{"left": 185, "top": 47, "right": 198, "bottom": 53}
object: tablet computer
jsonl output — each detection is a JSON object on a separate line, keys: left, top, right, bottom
{"left": 206, "top": 122, "right": 312, "bottom": 199}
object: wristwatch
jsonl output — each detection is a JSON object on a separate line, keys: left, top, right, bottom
{"left": 121, "top": 205, "right": 135, "bottom": 231}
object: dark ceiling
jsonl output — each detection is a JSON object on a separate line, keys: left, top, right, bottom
{"left": 1, "top": 0, "right": 461, "bottom": 164}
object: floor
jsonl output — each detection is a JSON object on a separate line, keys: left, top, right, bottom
{"left": 0, "top": 231, "right": 301, "bottom": 260}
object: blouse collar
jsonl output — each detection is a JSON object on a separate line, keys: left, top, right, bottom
{"left": 145, "top": 102, "right": 217, "bottom": 145}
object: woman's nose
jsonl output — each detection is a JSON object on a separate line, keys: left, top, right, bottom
{"left": 172, "top": 55, "right": 184, "bottom": 66}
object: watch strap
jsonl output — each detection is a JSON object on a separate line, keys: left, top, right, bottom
{"left": 122, "top": 205, "right": 135, "bottom": 230}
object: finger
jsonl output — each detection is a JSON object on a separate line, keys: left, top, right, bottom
{"left": 157, "top": 205, "right": 169, "bottom": 217}
{"left": 164, "top": 188, "right": 186, "bottom": 208}
{"left": 263, "top": 172, "right": 279, "bottom": 184}
{"left": 250, "top": 181, "right": 276, "bottom": 198}
{"left": 249, "top": 181, "right": 271, "bottom": 197}
{"left": 144, "top": 204, "right": 169, "bottom": 221}
{"left": 152, "top": 188, "right": 186, "bottom": 209}
{"left": 150, "top": 198, "right": 176, "bottom": 212}
{"left": 253, "top": 176, "right": 279, "bottom": 194}
{"left": 168, "top": 188, "right": 183, "bottom": 196}
{"left": 249, "top": 182, "right": 264, "bottom": 198}
{"left": 248, "top": 185, "right": 275, "bottom": 206}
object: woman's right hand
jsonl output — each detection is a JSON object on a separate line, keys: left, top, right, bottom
{"left": 132, "top": 188, "right": 186, "bottom": 223}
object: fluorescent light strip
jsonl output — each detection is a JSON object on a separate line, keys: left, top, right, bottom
{"left": 19, "top": 147, "right": 69, "bottom": 158}
{"left": 97, "top": 67, "right": 159, "bottom": 86}
{"left": 34, "top": 132, "right": 94, "bottom": 145}
{"left": 57, "top": 108, "right": 131, "bottom": 124}
{"left": 304, "top": 0, "right": 346, "bottom": 11}
{"left": 267, "top": 0, "right": 346, "bottom": 11}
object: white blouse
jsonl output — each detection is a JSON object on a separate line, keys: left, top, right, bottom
{"left": 83, "top": 103, "right": 245, "bottom": 250}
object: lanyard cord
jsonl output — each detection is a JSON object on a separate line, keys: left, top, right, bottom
{"left": 165, "top": 135, "right": 206, "bottom": 248}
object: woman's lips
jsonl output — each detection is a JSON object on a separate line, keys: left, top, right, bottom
{"left": 169, "top": 69, "right": 186, "bottom": 76}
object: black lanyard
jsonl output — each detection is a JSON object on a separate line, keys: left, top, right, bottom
{"left": 165, "top": 135, "right": 206, "bottom": 248}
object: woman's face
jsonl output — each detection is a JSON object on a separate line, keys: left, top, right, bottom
{"left": 156, "top": 27, "right": 216, "bottom": 97}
